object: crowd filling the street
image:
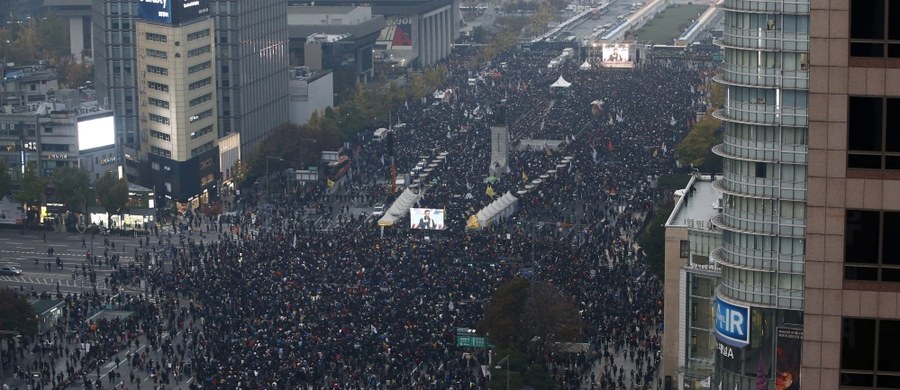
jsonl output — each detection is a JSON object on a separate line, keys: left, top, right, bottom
{"left": 1, "top": 43, "right": 715, "bottom": 389}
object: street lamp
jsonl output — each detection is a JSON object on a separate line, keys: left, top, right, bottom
{"left": 495, "top": 355, "right": 510, "bottom": 390}
{"left": 266, "top": 156, "right": 283, "bottom": 196}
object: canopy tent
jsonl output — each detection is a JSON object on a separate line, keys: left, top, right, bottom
{"left": 377, "top": 188, "right": 423, "bottom": 227}
{"left": 579, "top": 61, "right": 592, "bottom": 70}
{"left": 473, "top": 191, "right": 519, "bottom": 228}
{"left": 550, "top": 76, "right": 572, "bottom": 89}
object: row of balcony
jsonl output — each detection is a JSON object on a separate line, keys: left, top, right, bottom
{"left": 710, "top": 209, "right": 806, "bottom": 238}
{"left": 722, "top": 0, "right": 810, "bottom": 15}
{"left": 712, "top": 104, "right": 808, "bottom": 127}
{"left": 716, "top": 280, "right": 804, "bottom": 310}
{"left": 715, "top": 64, "right": 808, "bottom": 90}
{"left": 711, "top": 171, "right": 806, "bottom": 202}
{"left": 719, "top": 28, "right": 809, "bottom": 52}
{"left": 711, "top": 243, "right": 805, "bottom": 275}
{"left": 714, "top": 135, "right": 808, "bottom": 165}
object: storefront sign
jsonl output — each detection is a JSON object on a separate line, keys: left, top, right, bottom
{"left": 715, "top": 296, "right": 749, "bottom": 347}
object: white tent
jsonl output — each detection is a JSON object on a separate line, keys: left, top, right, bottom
{"left": 579, "top": 61, "right": 592, "bottom": 70}
{"left": 474, "top": 191, "right": 519, "bottom": 227}
{"left": 377, "top": 188, "right": 422, "bottom": 227}
{"left": 550, "top": 76, "right": 572, "bottom": 89}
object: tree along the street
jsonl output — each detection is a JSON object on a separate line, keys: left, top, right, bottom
{"left": 50, "top": 166, "right": 90, "bottom": 214}
{"left": 478, "top": 278, "right": 583, "bottom": 358}
{"left": 0, "top": 288, "right": 38, "bottom": 337}
{"left": 13, "top": 162, "right": 46, "bottom": 211}
{"left": 0, "top": 159, "right": 12, "bottom": 201}
{"left": 94, "top": 172, "right": 128, "bottom": 227}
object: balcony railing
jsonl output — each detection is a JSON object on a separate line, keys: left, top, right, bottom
{"left": 722, "top": 0, "right": 810, "bottom": 14}
{"left": 716, "top": 63, "right": 809, "bottom": 90}
{"left": 713, "top": 171, "right": 807, "bottom": 201}
{"left": 711, "top": 209, "right": 806, "bottom": 237}
{"left": 720, "top": 28, "right": 809, "bottom": 52}
{"left": 714, "top": 135, "right": 808, "bottom": 164}
{"left": 713, "top": 103, "right": 808, "bottom": 127}
{"left": 712, "top": 243, "right": 805, "bottom": 274}
{"left": 716, "top": 281, "right": 803, "bottom": 310}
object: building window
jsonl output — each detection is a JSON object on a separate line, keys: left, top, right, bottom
{"left": 148, "top": 97, "right": 169, "bottom": 109}
{"left": 148, "top": 81, "right": 169, "bottom": 93}
{"left": 144, "top": 32, "right": 167, "bottom": 42}
{"left": 841, "top": 317, "right": 900, "bottom": 386}
{"left": 187, "top": 29, "right": 210, "bottom": 41}
{"left": 189, "top": 93, "right": 212, "bottom": 107}
{"left": 679, "top": 240, "right": 690, "bottom": 258}
{"left": 850, "top": 0, "right": 900, "bottom": 58}
{"left": 189, "top": 109, "right": 213, "bottom": 123}
{"left": 188, "top": 61, "right": 211, "bottom": 74}
{"left": 191, "top": 141, "right": 214, "bottom": 157}
{"left": 149, "top": 114, "right": 170, "bottom": 125}
{"left": 848, "top": 96, "right": 900, "bottom": 170}
{"left": 146, "top": 48, "right": 168, "bottom": 59}
{"left": 845, "top": 210, "right": 900, "bottom": 281}
{"left": 190, "top": 125, "right": 213, "bottom": 139}
{"left": 187, "top": 45, "right": 211, "bottom": 58}
{"left": 188, "top": 77, "right": 212, "bottom": 91}
{"left": 150, "top": 146, "right": 171, "bottom": 158}
{"left": 149, "top": 130, "right": 170, "bottom": 141}
{"left": 146, "top": 65, "right": 168, "bottom": 76}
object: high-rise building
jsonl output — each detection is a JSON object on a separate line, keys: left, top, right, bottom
{"left": 710, "top": 0, "right": 810, "bottom": 387}
{"left": 209, "top": 0, "right": 289, "bottom": 157}
{"left": 93, "top": 0, "right": 289, "bottom": 167}
{"left": 135, "top": 0, "right": 220, "bottom": 204}
{"left": 802, "top": 1, "right": 900, "bottom": 389}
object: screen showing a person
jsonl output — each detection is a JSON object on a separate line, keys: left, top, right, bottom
{"left": 602, "top": 44, "right": 632, "bottom": 67}
{"left": 77, "top": 113, "right": 116, "bottom": 151}
{"left": 410, "top": 208, "right": 445, "bottom": 230}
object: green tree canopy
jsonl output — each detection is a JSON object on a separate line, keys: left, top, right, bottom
{"left": 638, "top": 206, "right": 673, "bottom": 279}
{"left": 478, "top": 278, "right": 583, "bottom": 358}
{"left": 0, "top": 288, "right": 38, "bottom": 337}
{"left": 13, "top": 161, "right": 45, "bottom": 206}
{"left": 50, "top": 166, "right": 90, "bottom": 213}
{"left": 675, "top": 112, "right": 722, "bottom": 170}
{"left": 0, "top": 159, "right": 12, "bottom": 201}
{"left": 95, "top": 172, "right": 128, "bottom": 226}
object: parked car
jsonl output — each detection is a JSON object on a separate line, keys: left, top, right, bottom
{"left": 0, "top": 265, "right": 23, "bottom": 276}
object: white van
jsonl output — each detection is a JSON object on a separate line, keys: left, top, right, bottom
{"left": 374, "top": 128, "right": 389, "bottom": 141}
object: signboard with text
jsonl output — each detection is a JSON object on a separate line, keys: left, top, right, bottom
{"left": 715, "top": 297, "right": 749, "bottom": 347}
{"left": 139, "top": 0, "right": 210, "bottom": 25}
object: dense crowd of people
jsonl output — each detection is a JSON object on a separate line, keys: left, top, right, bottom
{"left": 2, "top": 43, "right": 712, "bottom": 389}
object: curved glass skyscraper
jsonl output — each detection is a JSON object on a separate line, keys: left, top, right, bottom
{"left": 710, "top": 0, "right": 809, "bottom": 387}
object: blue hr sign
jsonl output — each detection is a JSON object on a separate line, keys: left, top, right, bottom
{"left": 715, "top": 297, "right": 749, "bottom": 347}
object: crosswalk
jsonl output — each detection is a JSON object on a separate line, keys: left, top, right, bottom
{"left": 0, "top": 273, "right": 111, "bottom": 290}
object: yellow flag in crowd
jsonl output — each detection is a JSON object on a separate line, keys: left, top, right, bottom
{"left": 521, "top": 171, "right": 528, "bottom": 182}
{"left": 486, "top": 185, "right": 496, "bottom": 198}
{"left": 327, "top": 179, "right": 335, "bottom": 187}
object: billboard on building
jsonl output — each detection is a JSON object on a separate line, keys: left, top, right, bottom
{"left": 409, "top": 208, "right": 445, "bottom": 230}
{"left": 714, "top": 296, "right": 749, "bottom": 347}
{"left": 77, "top": 112, "right": 116, "bottom": 152}
{"left": 139, "top": 0, "right": 210, "bottom": 25}
{"left": 378, "top": 17, "right": 413, "bottom": 50}
{"left": 601, "top": 43, "right": 633, "bottom": 68}
{"left": 776, "top": 327, "right": 802, "bottom": 390}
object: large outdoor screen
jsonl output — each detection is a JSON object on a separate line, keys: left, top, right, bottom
{"left": 410, "top": 208, "right": 445, "bottom": 230}
{"left": 139, "top": 0, "right": 209, "bottom": 25}
{"left": 77, "top": 113, "right": 116, "bottom": 152}
{"left": 602, "top": 44, "right": 633, "bottom": 68}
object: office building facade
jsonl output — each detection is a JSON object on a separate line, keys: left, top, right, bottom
{"left": 209, "top": 0, "right": 290, "bottom": 157}
{"left": 801, "top": 1, "right": 900, "bottom": 389}
{"left": 135, "top": 0, "right": 220, "bottom": 205}
{"left": 711, "top": 0, "right": 810, "bottom": 387}
{"left": 93, "top": 0, "right": 289, "bottom": 170}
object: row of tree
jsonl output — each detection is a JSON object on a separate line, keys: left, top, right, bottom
{"left": 0, "top": 160, "right": 129, "bottom": 225}
{"left": 0, "top": 12, "right": 93, "bottom": 89}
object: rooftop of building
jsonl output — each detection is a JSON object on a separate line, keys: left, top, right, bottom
{"left": 665, "top": 174, "right": 721, "bottom": 230}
